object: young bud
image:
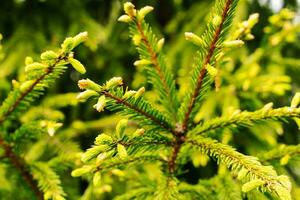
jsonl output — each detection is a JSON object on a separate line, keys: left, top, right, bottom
{"left": 132, "top": 128, "right": 145, "bottom": 137}
{"left": 157, "top": 38, "right": 165, "bottom": 51}
{"left": 93, "top": 96, "right": 106, "bottom": 112}
{"left": 81, "top": 145, "right": 109, "bottom": 163}
{"left": 25, "top": 56, "right": 34, "bottom": 65}
{"left": 71, "top": 165, "right": 92, "bottom": 177}
{"left": 212, "top": 15, "right": 222, "bottom": 27}
{"left": 215, "top": 52, "right": 224, "bottom": 62}
{"left": 133, "top": 59, "right": 152, "bottom": 66}
{"left": 185, "top": 32, "right": 203, "bottom": 46}
{"left": 78, "top": 79, "right": 101, "bottom": 91}
{"left": 111, "top": 169, "right": 125, "bottom": 177}
{"left": 96, "top": 152, "right": 107, "bottom": 165}
{"left": 262, "top": 102, "right": 273, "bottom": 111}
{"left": 206, "top": 64, "right": 218, "bottom": 77}
{"left": 20, "top": 80, "right": 35, "bottom": 93}
{"left": 223, "top": 40, "right": 244, "bottom": 48}
{"left": 123, "top": 90, "right": 136, "bottom": 99}
{"left": 12, "top": 80, "right": 20, "bottom": 89}
{"left": 134, "top": 87, "right": 145, "bottom": 99}
{"left": 118, "top": 15, "right": 132, "bottom": 23}
{"left": 69, "top": 58, "right": 86, "bottom": 74}
{"left": 40, "top": 50, "right": 58, "bottom": 60}
{"left": 137, "top": 6, "right": 154, "bottom": 21}
{"left": 291, "top": 92, "right": 300, "bottom": 108}
{"left": 280, "top": 154, "right": 290, "bottom": 166}
{"left": 95, "top": 133, "right": 113, "bottom": 145}
{"left": 245, "top": 33, "right": 255, "bottom": 40}
{"left": 73, "top": 31, "right": 88, "bottom": 47}
{"left": 61, "top": 37, "right": 74, "bottom": 52}
{"left": 242, "top": 179, "right": 265, "bottom": 192}
{"left": 93, "top": 172, "right": 101, "bottom": 186}
{"left": 116, "top": 119, "right": 128, "bottom": 139}
{"left": 76, "top": 90, "right": 99, "bottom": 102}
{"left": 25, "top": 62, "right": 48, "bottom": 72}
{"left": 117, "top": 144, "right": 128, "bottom": 159}
{"left": 106, "top": 77, "right": 123, "bottom": 89}
{"left": 132, "top": 34, "right": 142, "bottom": 45}
{"left": 124, "top": 2, "right": 136, "bottom": 17}
{"left": 248, "top": 13, "right": 259, "bottom": 28}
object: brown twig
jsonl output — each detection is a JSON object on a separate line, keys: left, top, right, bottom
{"left": 135, "top": 20, "right": 178, "bottom": 122}
{"left": 0, "top": 136, "right": 43, "bottom": 199}
{"left": 0, "top": 54, "right": 67, "bottom": 125}
{"left": 168, "top": 0, "right": 234, "bottom": 174}
{"left": 103, "top": 91, "right": 175, "bottom": 134}
{"left": 181, "top": 0, "right": 233, "bottom": 132}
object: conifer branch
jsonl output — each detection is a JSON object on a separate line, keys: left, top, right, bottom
{"left": 0, "top": 136, "right": 43, "bottom": 200}
{"left": 0, "top": 32, "right": 88, "bottom": 125}
{"left": 188, "top": 106, "right": 300, "bottom": 137}
{"left": 187, "top": 137, "right": 292, "bottom": 199}
{"left": 95, "top": 155, "right": 163, "bottom": 172}
{"left": 119, "top": 3, "right": 179, "bottom": 123}
{"left": 0, "top": 54, "right": 66, "bottom": 125}
{"left": 181, "top": 0, "right": 235, "bottom": 131}
{"left": 134, "top": 20, "right": 178, "bottom": 122}
{"left": 102, "top": 90, "right": 174, "bottom": 133}
{"left": 259, "top": 144, "right": 300, "bottom": 163}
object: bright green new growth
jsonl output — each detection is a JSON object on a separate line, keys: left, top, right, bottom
{"left": 0, "top": 32, "right": 87, "bottom": 200}
{"left": 72, "top": 1, "right": 299, "bottom": 200}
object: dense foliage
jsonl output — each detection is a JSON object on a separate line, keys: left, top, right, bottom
{"left": 0, "top": 0, "right": 299, "bottom": 200}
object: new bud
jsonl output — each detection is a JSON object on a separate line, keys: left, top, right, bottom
{"left": 291, "top": 92, "right": 300, "bottom": 108}
{"left": 69, "top": 58, "right": 86, "bottom": 74}
{"left": 157, "top": 38, "right": 165, "bottom": 51}
{"left": 242, "top": 179, "right": 265, "bottom": 192}
{"left": 124, "top": 2, "right": 136, "bottom": 17}
{"left": 25, "top": 56, "right": 34, "bottom": 65}
{"left": 76, "top": 90, "right": 99, "bottom": 102}
{"left": 40, "top": 50, "right": 58, "bottom": 60}
{"left": 95, "top": 133, "right": 113, "bottom": 145}
{"left": 206, "top": 64, "right": 218, "bottom": 77}
{"left": 212, "top": 15, "right": 222, "bottom": 27}
{"left": 223, "top": 40, "right": 244, "bottom": 48}
{"left": 93, "top": 172, "right": 101, "bottom": 186}
{"left": 20, "top": 80, "right": 35, "bottom": 93}
{"left": 134, "top": 59, "right": 152, "bottom": 66}
{"left": 71, "top": 165, "right": 92, "bottom": 177}
{"left": 138, "top": 6, "right": 154, "bottom": 21}
{"left": 118, "top": 15, "right": 132, "bottom": 23}
{"left": 123, "top": 90, "right": 136, "bottom": 99}
{"left": 117, "top": 144, "right": 128, "bottom": 159}
{"left": 185, "top": 32, "right": 203, "bottom": 46}
{"left": 93, "top": 96, "right": 106, "bottom": 112}
{"left": 73, "top": 31, "right": 88, "bottom": 47}
{"left": 134, "top": 87, "right": 145, "bottom": 99}
{"left": 61, "top": 37, "right": 74, "bottom": 52}
{"left": 25, "top": 62, "right": 48, "bottom": 72}
{"left": 106, "top": 77, "right": 123, "bottom": 89}
{"left": 78, "top": 79, "right": 101, "bottom": 91}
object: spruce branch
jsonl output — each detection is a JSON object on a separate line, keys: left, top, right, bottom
{"left": 0, "top": 136, "right": 44, "bottom": 200}
{"left": 179, "top": 0, "right": 238, "bottom": 131}
{"left": 187, "top": 137, "right": 292, "bottom": 200}
{"left": 187, "top": 106, "right": 300, "bottom": 137}
{"left": 119, "top": 4, "right": 179, "bottom": 124}
{"left": 259, "top": 144, "right": 300, "bottom": 164}
{"left": 94, "top": 155, "right": 163, "bottom": 172}
{"left": 0, "top": 32, "right": 88, "bottom": 125}
{"left": 77, "top": 78, "right": 175, "bottom": 134}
